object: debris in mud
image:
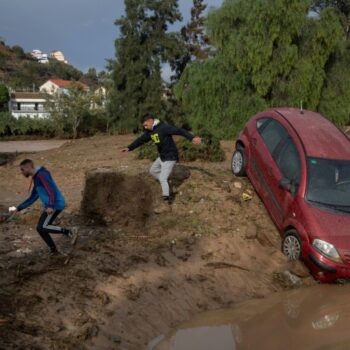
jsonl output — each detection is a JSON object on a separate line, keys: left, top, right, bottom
{"left": 242, "top": 192, "right": 253, "bottom": 201}
{"left": 0, "top": 153, "right": 16, "bottom": 167}
{"left": 81, "top": 168, "right": 153, "bottom": 228}
{"left": 277, "top": 270, "right": 303, "bottom": 288}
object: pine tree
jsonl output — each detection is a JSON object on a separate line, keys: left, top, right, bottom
{"left": 109, "top": 0, "right": 182, "bottom": 132}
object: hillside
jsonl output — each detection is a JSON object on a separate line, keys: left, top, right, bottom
{"left": 0, "top": 41, "right": 98, "bottom": 90}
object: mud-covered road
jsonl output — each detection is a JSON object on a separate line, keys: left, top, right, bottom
{"left": 0, "top": 136, "right": 314, "bottom": 349}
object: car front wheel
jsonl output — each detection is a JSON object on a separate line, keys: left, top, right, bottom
{"left": 231, "top": 146, "right": 246, "bottom": 177}
{"left": 282, "top": 230, "right": 302, "bottom": 260}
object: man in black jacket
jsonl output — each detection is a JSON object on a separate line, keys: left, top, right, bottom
{"left": 122, "top": 114, "right": 201, "bottom": 213}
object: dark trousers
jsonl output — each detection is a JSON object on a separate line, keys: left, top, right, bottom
{"left": 36, "top": 210, "right": 67, "bottom": 251}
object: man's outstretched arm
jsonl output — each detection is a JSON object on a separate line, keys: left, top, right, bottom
{"left": 166, "top": 125, "right": 202, "bottom": 145}
{"left": 16, "top": 188, "right": 39, "bottom": 211}
{"left": 122, "top": 132, "right": 152, "bottom": 152}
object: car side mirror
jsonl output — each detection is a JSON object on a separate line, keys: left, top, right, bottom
{"left": 279, "top": 178, "right": 298, "bottom": 196}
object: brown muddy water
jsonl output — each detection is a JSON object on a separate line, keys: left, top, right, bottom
{"left": 149, "top": 285, "right": 350, "bottom": 350}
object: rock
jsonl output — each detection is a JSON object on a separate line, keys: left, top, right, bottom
{"left": 233, "top": 182, "right": 242, "bottom": 189}
{"left": 112, "top": 335, "right": 122, "bottom": 344}
{"left": 169, "top": 165, "right": 191, "bottom": 187}
{"left": 277, "top": 270, "right": 303, "bottom": 288}
{"left": 245, "top": 223, "right": 257, "bottom": 239}
{"left": 222, "top": 181, "right": 231, "bottom": 193}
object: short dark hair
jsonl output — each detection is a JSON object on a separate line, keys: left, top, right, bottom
{"left": 142, "top": 113, "right": 154, "bottom": 123}
{"left": 20, "top": 159, "right": 34, "bottom": 167}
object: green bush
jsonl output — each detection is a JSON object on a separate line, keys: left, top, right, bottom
{"left": 136, "top": 129, "right": 225, "bottom": 162}
{"left": 136, "top": 142, "right": 159, "bottom": 161}
{"left": 0, "top": 113, "right": 56, "bottom": 138}
{"left": 179, "top": 129, "right": 225, "bottom": 162}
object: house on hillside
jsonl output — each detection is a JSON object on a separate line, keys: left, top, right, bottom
{"left": 39, "top": 79, "right": 89, "bottom": 95}
{"left": 91, "top": 87, "right": 107, "bottom": 109}
{"left": 8, "top": 92, "right": 49, "bottom": 119}
{"left": 31, "top": 49, "right": 49, "bottom": 64}
{"left": 50, "top": 50, "right": 68, "bottom": 64}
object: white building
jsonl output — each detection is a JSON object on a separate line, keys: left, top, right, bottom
{"left": 9, "top": 92, "right": 49, "bottom": 119}
{"left": 39, "top": 79, "right": 89, "bottom": 95}
{"left": 51, "top": 50, "right": 68, "bottom": 64}
{"left": 91, "top": 87, "right": 107, "bottom": 109}
{"left": 31, "top": 49, "right": 49, "bottom": 64}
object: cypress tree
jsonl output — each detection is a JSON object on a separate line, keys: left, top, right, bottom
{"left": 109, "top": 0, "right": 182, "bottom": 132}
{"left": 171, "top": 0, "right": 210, "bottom": 81}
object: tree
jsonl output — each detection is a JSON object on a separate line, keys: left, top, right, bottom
{"left": 175, "top": 0, "right": 344, "bottom": 138}
{"left": 109, "top": 0, "right": 182, "bottom": 133}
{"left": 81, "top": 67, "right": 99, "bottom": 88}
{"left": 310, "top": 0, "right": 350, "bottom": 124}
{"left": 0, "top": 84, "right": 9, "bottom": 112}
{"left": 46, "top": 84, "right": 92, "bottom": 139}
{"left": 311, "top": 0, "right": 350, "bottom": 38}
{"left": 11, "top": 45, "right": 26, "bottom": 59}
{"left": 171, "top": 0, "right": 210, "bottom": 81}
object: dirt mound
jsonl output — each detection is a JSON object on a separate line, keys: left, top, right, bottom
{"left": 81, "top": 168, "right": 153, "bottom": 228}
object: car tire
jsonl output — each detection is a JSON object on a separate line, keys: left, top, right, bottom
{"left": 231, "top": 145, "right": 246, "bottom": 177}
{"left": 282, "top": 230, "right": 302, "bottom": 261}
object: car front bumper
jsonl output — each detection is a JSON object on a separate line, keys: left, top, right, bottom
{"left": 303, "top": 245, "right": 350, "bottom": 283}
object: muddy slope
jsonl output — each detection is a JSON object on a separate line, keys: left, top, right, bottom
{"left": 0, "top": 136, "right": 313, "bottom": 350}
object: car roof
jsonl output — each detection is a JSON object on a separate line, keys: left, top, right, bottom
{"left": 271, "top": 108, "right": 350, "bottom": 160}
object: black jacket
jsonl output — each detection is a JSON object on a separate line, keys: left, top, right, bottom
{"left": 127, "top": 122, "right": 194, "bottom": 161}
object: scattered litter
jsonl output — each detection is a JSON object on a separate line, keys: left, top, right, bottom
{"left": 242, "top": 192, "right": 253, "bottom": 201}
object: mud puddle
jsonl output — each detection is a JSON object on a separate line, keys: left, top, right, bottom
{"left": 150, "top": 284, "right": 350, "bottom": 350}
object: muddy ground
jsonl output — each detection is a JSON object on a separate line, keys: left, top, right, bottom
{"left": 0, "top": 135, "right": 314, "bottom": 350}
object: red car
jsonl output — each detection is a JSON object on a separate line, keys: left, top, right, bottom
{"left": 232, "top": 108, "right": 350, "bottom": 283}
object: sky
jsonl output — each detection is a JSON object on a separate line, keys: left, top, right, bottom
{"left": 0, "top": 0, "right": 224, "bottom": 75}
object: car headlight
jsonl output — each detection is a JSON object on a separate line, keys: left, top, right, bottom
{"left": 313, "top": 239, "right": 343, "bottom": 264}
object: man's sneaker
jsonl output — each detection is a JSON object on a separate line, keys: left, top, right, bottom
{"left": 49, "top": 249, "right": 65, "bottom": 258}
{"left": 154, "top": 201, "right": 171, "bottom": 214}
{"left": 66, "top": 227, "right": 78, "bottom": 246}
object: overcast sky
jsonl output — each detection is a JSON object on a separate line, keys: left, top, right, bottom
{"left": 0, "top": 0, "right": 223, "bottom": 73}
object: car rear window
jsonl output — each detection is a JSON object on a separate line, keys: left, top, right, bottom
{"left": 258, "top": 119, "right": 288, "bottom": 155}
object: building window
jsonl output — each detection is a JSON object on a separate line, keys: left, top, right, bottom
{"left": 35, "top": 103, "right": 39, "bottom": 111}
{"left": 17, "top": 103, "right": 21, "bottom": 111}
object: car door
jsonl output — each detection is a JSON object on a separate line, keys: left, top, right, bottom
{"left": 249, "top": 117, "right": 289, "bottom": 225}
{"left": 270, "top": 136, "right": 301, "bottom": 226}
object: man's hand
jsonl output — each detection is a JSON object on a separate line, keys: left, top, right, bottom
{"left": 8, "top": 208, "right": 18, "bottom": 221}
{"left": 46, "top": 208, "right": 54, "bottom": 215}
{"left": 121, "top": 148, "right": 130, "bottom": 153}
{"left": 192, "top": 136, "right": 202, "bottom": 145}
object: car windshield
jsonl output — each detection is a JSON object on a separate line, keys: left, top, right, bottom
{"left": 307, "top": 157, "right": 350, "bottom": 210}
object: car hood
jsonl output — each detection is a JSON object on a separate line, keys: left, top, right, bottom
{"left": 305, "top": 202, "right": 350, "bottom": 252}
